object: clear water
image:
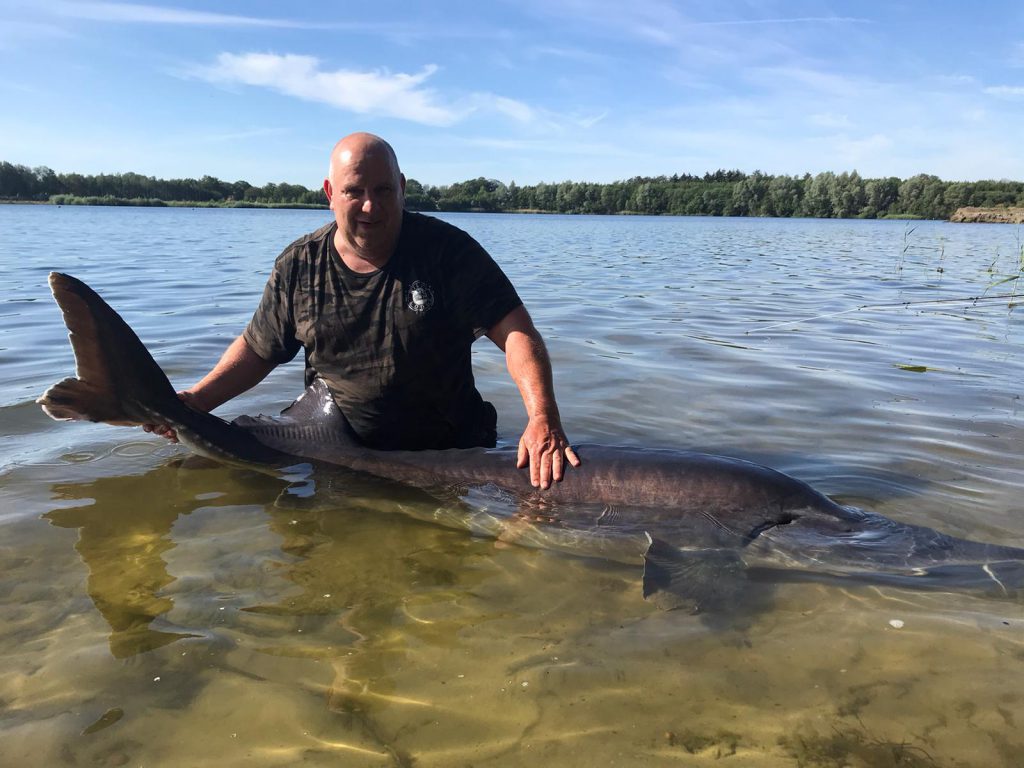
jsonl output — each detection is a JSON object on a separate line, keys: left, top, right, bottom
{"left": 2, "top": 205, "right": 1023, "bottom": 766}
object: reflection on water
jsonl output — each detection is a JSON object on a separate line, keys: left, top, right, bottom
{"left": 2, "top": 208, "right": 1024, "bottom": 766}
{"left": 46, "top": 463, "right": 203, "bottom": 658}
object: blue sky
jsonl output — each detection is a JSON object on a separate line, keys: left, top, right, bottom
{"left": 1, "top": 1, "right": 1022, "bottom": 187}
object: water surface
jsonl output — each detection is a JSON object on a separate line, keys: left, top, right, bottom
{"left": 2, "top": 205, "right": 1023, "bottom": 766}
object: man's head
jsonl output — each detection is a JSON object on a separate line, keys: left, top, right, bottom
{"left": 323, "top": 132, "right": 406, "bottom": 269}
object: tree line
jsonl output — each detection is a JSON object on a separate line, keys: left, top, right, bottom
{"left": 0, "top": 162, "right": 321, "bottom": 206}
{"left": 3, "top": 161, "right": 1023, "bottom": 220}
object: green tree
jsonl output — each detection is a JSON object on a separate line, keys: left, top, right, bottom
{"left": 764, "top": 175, "right": 802, "bottom": 217}
{"left": 830, "top": 171, "right": 866, "bottom": 218}
{"left": 801, "top": 172, "right": 836, "bottom": 217}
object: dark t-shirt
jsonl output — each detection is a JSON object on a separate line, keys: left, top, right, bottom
{"left": 243, "top": 211, "right": 522, "bottom": 450}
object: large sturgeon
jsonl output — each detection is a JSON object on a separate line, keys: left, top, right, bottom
{"left": 38, "top": 272, "right": 1024, "bottom": 611}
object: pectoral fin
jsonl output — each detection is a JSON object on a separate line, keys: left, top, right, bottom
{"left": 642, "top": 535, "right": 748, "bottom": 613}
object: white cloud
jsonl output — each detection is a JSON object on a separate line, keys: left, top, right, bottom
{"left": 190, "top": 53, "right": 537, "bottom": 128}
{"left": 576, "top": 110, "right": 609, "bottom": 129}
{"left": 39, "top": 0, "right": 321, "bottom": 28}
{"left": 984, "top": 85, "right": 1024, "bottom": 99}
{"left": 690, "top": 16, "right": 870, "bottom": 28}
{"left": 930, "top": 74, "right": 978, "bottom": 86}
{"left": 479, "top": 95, "right": 535, "bottom": 123}
{"left": 194, "top": 54, "right": 459, "bottom": 125}
{"left": 528, "top": 45, "right": 610, "bottom": 64}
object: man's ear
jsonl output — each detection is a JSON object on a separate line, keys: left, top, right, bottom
{"left": 322, "top": 179, "right": 333, "bottom": 205}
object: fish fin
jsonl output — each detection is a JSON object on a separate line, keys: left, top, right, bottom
{"left": 39, "top": 376, "right": 136, "bottom": 424}
{"left": 38, "top": 272, "right": 179, "bottom": 424}
{"left": 39, "top": 273, "right": 294, "bottom": 466}
{"left": 230, "top": 379, "right": 362, "bottom": 457}
{"left": 279, "top": 378, "right": 335, "bottom": 420}
{"left": 279, "top": 378, "right": 363, "bottom": 446}
{"left": 642, "top": 535, "right": 748, "bottom": 613}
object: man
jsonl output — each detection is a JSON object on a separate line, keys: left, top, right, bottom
{"left": 146, "top": 132, "right": 579, "bottom": 489}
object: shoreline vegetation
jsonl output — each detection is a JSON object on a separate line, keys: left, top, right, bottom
{"left": 2, "top": 161, "right": 1023, "bottom": 221}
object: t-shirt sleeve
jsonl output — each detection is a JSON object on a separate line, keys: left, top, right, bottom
{"left": 446, "top": 231, "right": 523, "bottom": 338}
{"left": 243, "top": 258, "right": 302, "bottom": 365}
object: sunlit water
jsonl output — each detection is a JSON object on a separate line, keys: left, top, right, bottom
{"left": 2, "top": 205, "right": 1023, "bottom": 766}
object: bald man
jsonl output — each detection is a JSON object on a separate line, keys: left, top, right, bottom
{"left": 146, "top": 133, "right": 578, "bottom": 489}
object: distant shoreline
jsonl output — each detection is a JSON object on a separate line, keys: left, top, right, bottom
{"left": 4, "top": 198, "right": 1024, "bottom": 224}
{"left": 4, "top": 162, "right": 1023, "bottom": 219}
{"left": 0, "top": 198, "right": 920, "bottom": 218}
{"left": 34, "top": 196, "right": 328, "bottom": 210}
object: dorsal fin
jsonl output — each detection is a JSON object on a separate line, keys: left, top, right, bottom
{"left": 230, "top": 378, "right": 362, "bottom": 455}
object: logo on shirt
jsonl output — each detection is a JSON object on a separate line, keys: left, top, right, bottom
{"left": 406, "top": 280, "right": 435, "bottom": 313}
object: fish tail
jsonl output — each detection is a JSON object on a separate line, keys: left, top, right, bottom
{"left": 38, "top": 272, "right": 181, "bottom": 425}
{"left": 39, "top": 272, "right": 292, "bottom": 467}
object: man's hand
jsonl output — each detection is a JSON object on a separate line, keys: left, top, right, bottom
{"left": 141, "top": 334, "right": 277, "bottom": 443}
{"left": 516, "top": 416, "right": 581, "bottom": 490}
{"left": 141, "top": 390, "right": 203, "bottom": 443}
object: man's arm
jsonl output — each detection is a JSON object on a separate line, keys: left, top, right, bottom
{"left": 143, "top": 335, "right": 277, "bottom": 442}
{"left": 486, "top": 305, "right": 580, "bottom": 490}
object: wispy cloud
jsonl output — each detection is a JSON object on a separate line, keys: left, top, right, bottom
{"left": 984, "top": 85, "right": 1024, "bottom": 99}
{"left": 189, "top": 53, "right": 536, "bottom": 128}
{"left": 576, "top": 110, "right": 609, "bottom": 129}
{"left": 688, "top": 16, "right": 870, "bottom": 28}
{"left": 40, "top": 0, "right": 325, "bottom": 28}
{"left": 528, "top": 45, "right": 610, "bottom": 64}
{"left": 524, "top": 0, "right": 868, "bottom": 47}
{"left": 192, "top": 53, "right": 459, "bottom": 125}
{"left": 479, "top": 95, "right": 535, "bottom": 123}
{"left": 28, "top": 1, "right": 515, "bottom": 40}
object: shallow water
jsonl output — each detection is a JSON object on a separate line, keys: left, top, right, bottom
{"left": 1, "top": 205, "right": 1023, "bottom": 766}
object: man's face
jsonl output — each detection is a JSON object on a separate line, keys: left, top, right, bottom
{"left": 326, "top": 148, "right": 406, "bottom": 263}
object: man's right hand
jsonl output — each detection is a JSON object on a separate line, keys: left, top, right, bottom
{"left": 142, "top": 390, "right": 204, "bottom": 443}
{"left": 141, "top": 335, "right": 277, "bottom": 443}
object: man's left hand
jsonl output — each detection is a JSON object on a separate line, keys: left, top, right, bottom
{"left": 516, "top": 417, "right": 581, "bottom": 490}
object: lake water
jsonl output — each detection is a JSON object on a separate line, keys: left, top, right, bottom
{"left": 1, "top": 205, "right": 1023, "bottom": 766}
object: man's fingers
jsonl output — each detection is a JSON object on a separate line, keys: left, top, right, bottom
{"left": 517, "top": 429, "right": 579, "bottom": 490}
{"left": 539, "top": 451, "right": 553, "bottom": 490}
{"left": 564, "top": 445, "right": 581, "bottom": 467}
{"left": 142, "top": 422, "right": 179, "bottom": 443}
{"left": 551, "top": 448, "right": 565, "bottom": 483}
